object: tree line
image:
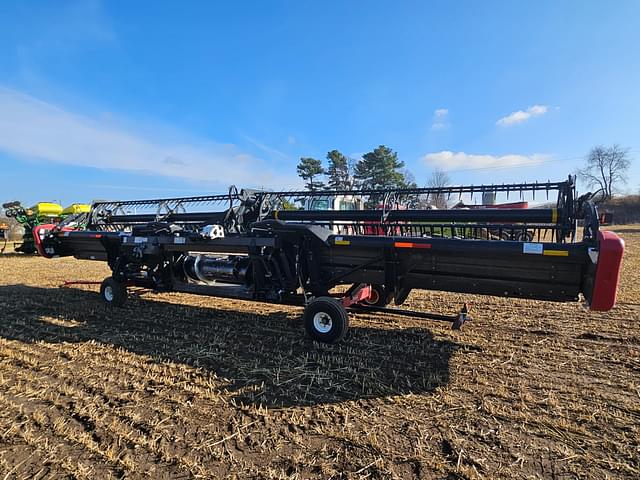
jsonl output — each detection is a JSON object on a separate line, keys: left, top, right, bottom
{"left": 297, "top": 143, "right": 634, "bottom": 203}
{"left": 296, "top": 145, "right": 418, "bottom": 192}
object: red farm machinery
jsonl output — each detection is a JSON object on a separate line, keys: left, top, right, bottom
{"left": 33, "top": 176, "right": 624, "bottom": 344}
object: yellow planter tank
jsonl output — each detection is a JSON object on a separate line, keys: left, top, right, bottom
{"left": 62, "top": 204, "right": 91, "bottom": 215}
{"left": 29, "top": 202, "right": 63, "bottom": 217}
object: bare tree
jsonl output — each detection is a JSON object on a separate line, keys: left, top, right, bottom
{"left": 578, "top": 145, "right": 631, "bottom": 200}
{"left": 401, "top": 169, "right": 420, "bottom": 207}
{"left": 427, "top": 168, "right": 450, "bottom": 208}
{"left": 402, "top": 169, "right": 417, "bottom": 188}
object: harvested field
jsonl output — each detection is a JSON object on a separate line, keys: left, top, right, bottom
{"left": 0, "top": 226, "right": 639, "bottom": 479}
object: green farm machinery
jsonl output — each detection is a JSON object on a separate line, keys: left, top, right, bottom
{"left": 1, "top": 201, "right": 90, "bottom": 254}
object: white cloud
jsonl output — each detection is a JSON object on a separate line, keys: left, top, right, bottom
{"left": 421, "top": 151, "right": 550, "bottom": 170}
{"left": 243, "top": 135, "right": 289, "bottom": 159}
{"left": 431, "top": 108, "right": 450, "bottom": 130}
{"left": 496, "top": 105, "right": 549, "bottom": 126}
{"left": 0, "top": 86, "right": 298, "bottom": 188}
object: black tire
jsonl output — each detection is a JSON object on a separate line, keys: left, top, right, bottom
{"left": 393, "top": 286, "right": 413, "bottom": 306}
{"left": 515, "top": 230, "right": 534, "bottom": 242}
{"left": 16, "top": 242, "right": 36, "bottom": 254}
{"left": 100, "top": 277, "right": 127, "bottom": 307}
{"left": 303, "top": 297, "right": 349, "bottom": 344}
{"left": 364, "top": 284, "right": 392, "bottom": 307}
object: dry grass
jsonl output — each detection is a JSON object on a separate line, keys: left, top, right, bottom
{"left": 0, "top": 226, "right": 638, "bottom": 479}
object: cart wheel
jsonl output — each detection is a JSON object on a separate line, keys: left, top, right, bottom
{"left": 16, "top": 242, "right": 36, "bottom": 254}
{"left": 516, "top": 230, "right": 534, "bottom": 242}
{"left": 365, "top": 284, "right": 392, "bottom": 307}
{"left": 100, "top": 277, "right": 127, "bottom": 307}
{"left": 303, "top": 297, "right": 349, "bottom": 344}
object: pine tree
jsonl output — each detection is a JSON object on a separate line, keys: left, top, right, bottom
{"left": 354, "top": 145, "right": 405, "bottom": 189}
{"left": 354, "top": 145, "right": 406, "bottom": 206}
{"left": 296, "top": 157, "right": 325, "bottom": 191}
{"left": 326, "top": 150, "right": 351, "bottom": 190}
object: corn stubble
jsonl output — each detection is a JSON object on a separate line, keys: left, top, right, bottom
{"left": 0, "top": 226, "right": 638, "bottom": 479}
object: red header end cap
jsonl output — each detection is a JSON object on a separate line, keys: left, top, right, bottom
{"left": 590, "top": 231, "right": 625, "bottom": 311}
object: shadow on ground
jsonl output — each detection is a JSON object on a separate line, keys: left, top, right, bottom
{"left": 0, "top": 284, "right": 467, "bottom": 407}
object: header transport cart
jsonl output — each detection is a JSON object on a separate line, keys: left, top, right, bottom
{"left": 33, "top": 176, "right": 624, "bottom": 344}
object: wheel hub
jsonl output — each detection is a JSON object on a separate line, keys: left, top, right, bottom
{"left": 104, "top": 285, "right": 114, "bottom": 302}
{"left": 312, "top": 312, "right": 333, "bottom": 333}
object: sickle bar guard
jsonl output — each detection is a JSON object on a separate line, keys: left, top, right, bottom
{"left": 34, "top": 176, "right": 624, "bottom": 343}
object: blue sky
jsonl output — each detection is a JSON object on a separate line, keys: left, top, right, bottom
{"left": 1, "top": 0, "right": 639, "bottom": 206}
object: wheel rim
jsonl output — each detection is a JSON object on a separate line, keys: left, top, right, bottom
{"left": 365, "top": 288, "right": 380, "bottom": 305}
{"left": 313, "top": 312, "right": 333, "bottom": 334}
{"left": 104, "top": 285, "right": 114, "bottom": 302}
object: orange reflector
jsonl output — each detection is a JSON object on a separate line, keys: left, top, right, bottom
{"left": 394, "top": 242, "right": 432, "bottom": 249}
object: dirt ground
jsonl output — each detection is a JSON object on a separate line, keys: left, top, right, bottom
{"left": 0, "top": 226, "right": 638, "bottom": 479}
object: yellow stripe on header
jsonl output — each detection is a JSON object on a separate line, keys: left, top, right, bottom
{"left": 335, "top": 239, "right": 351, "bottom": 246}
{"left": 274, "top": 210, "right": 279, "bottom": 220}
{"left": 543, "top": 249, "right": 568, "bottom": 257}
{"left": 551, "top": 208, "right": 558, "bottom": 223}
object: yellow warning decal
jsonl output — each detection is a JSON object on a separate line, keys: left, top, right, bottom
{"left": 543, "top": 249, "right": 568, "bottom": 256}
{"left": 551, "top": 208, "right": 558, "bottom": 223}
{"left": 274, "top": 210, "right": 279, "bottom": 220}
{"left": 334, "top": 237, "right": 351, "bottom": 246}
